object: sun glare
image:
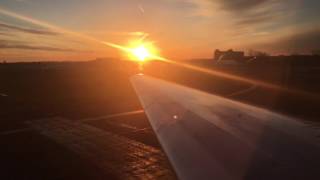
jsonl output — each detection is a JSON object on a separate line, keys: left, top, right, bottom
{"left": 132, "top": 45, "right": 151, "bottom": 62}
{"left": 127, "top": 39, "right": 159, "bottom": 62}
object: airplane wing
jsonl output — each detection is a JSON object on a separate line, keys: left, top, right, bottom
{"left": 131, "top": 74, "right": 320, "bottom": 180}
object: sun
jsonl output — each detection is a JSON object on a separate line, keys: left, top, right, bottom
{"left": 127, "top": 39, "right": 159, "bottom": 62}
{"left": 131, "top": 45, "right": 151, "bottom": 62}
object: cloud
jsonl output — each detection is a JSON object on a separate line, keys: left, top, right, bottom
{"left": 189, "top": 0, "right": 297, "bottom": 28}
{"left": 205, "top": 0, "right": 292, "bottom": 26}
{"left": 0, "top": 22, "right": 59, "bottom": 35}
{"left": 0, "top": 32, "right": 11, "bottom": 36}
{"left": 236, "top": 12, "right": 275, "bottom": 25}
{"left": 214, "top": 0, "right": 271, "bottom": 12}
{"left": 253, "top": 29, "right": 320, "bottom": 54}
{"left": 15, "top": 0, "right": 29, "bottom": 2}
{"left": 0, "top": 40, "right": 77, "bottom": 52}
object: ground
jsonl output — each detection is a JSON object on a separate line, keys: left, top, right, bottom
{"left": 0, "top": 57, "right": 319, "bottom": 179}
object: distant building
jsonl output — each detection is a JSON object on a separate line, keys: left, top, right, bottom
{"left": 214, "top": 49, "right": 245, "bottom": 64}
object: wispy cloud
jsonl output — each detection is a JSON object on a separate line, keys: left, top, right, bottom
{"left": 0, "top": 32, "right": 11, "bottom": 36}
{"left": 253, "top": 28, "right": 320, "bottom": 54}
{"left": 214, "top": 0, "right": 271, "bottom": 12}
{"left": 15, "top": 0, "right": 29, "bottom": 2}
{"left": 0, "top": 22, "right": 59, "bottom": 35}
{"left": 235, "top": 10, "right": 280, "bottom": 26}
{"left": 0, "top": 40, "right": 77, "bottom": 52}
{"left": 213, "top": 0, "right": 292, "bottom": 26}
{"left": 186, "top": 0, "right": 293, "bottom": 27}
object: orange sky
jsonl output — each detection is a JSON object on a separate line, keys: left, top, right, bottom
{"left": 0, "top": 0, "right": 319, "bottom": 61}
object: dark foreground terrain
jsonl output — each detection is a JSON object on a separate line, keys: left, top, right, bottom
{"left": 0, "top": 56, "right": 319, "bottom": 179}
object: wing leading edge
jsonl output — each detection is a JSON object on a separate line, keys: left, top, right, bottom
{"left": 131, "top": 74, "right": 320, "bottom": 180}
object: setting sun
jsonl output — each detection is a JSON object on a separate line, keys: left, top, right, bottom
{"left": 126, "top": 38, "right": 159, "bottom": 62}
{"left": 131, "top": 45, "right": 151, "bottom": 62}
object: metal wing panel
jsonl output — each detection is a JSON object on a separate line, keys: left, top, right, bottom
{"left": 131, "top": 74, "right": 320, "bottom": 180}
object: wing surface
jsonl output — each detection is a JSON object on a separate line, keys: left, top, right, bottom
{"left": 131, "top": 74, "right": 320, "bottom": 180}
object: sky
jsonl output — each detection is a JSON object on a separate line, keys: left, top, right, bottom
{"left": 0, "top": 0, "right": 319, "bottom": 61}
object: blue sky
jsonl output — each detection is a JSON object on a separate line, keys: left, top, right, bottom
{"left": 0, "top": 0, "right": 319, "bottom": 61}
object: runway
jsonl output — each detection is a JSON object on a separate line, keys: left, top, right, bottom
{"left": 131, "top": 74, "right": 320, "bottom": 180}
{"left": 27, "top": 117, "right": 176, "bottom": 179}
